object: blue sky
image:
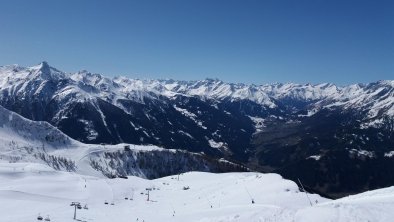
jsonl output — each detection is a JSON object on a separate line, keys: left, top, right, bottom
{"left": 0, "top": 0, "right": 393, "bottom": 85}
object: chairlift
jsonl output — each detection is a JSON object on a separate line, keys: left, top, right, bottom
{"left": 111, "top": 202, "right": 115, "bottom": 205}
{"left": 125, "top": 197, "right": 129, "bottom": 200}
{"left": 37, "top": 214, "right": 43, "bottom": 220}
{"left": 104, "top": 200, "right": 108, "bottom": 205}
{"left": 83, "top": 204, "right": 88, "bottom": 210}
{"left": 44, "top": 215, "right": 51, "bottom": 221}
{"left": 77, "top": 204, "right": 82, "bottom": 209}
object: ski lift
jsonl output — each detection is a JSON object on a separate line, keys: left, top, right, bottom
{"left": 83, "top": 204, "right": 89, "bottom": 210}
{"left": 104, "top": 200, "right": 108, "bottom": 205}
{"left": 37, "top": 214, "right": 43, "bottom": 221}
{"left": 111, "top": 202, "right": 115, "bottom": 205}
{"left": 125, "top": 197, "right": 129, "bottom": 200}
{"left": 77, "top": 204, "right": 82, "bottom": 209}
{"left": 44, "top": 215, "right": 50, "bottom": 221}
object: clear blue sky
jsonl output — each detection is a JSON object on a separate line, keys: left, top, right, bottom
{"left": 0, "top": 0, "right": 393, "bottom": 85}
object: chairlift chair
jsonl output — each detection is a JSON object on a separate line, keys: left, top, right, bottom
{"left": 84, "top": 204, "right": 88, "bottom": 210}
{"left": 44, "top": 215, "right": 50, "bottom": 221}
{"left": 37, "top": 214, "right": 43, "bottom": 220}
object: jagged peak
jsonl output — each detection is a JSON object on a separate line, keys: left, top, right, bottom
{"left": 30, "top": 61, "right": 49, "bottom": 71}
{"left": 40, "top": 61, "right": 49, "bottom": 68}
{"left": 25, "top": 61, "right": 65, "bottom": 81}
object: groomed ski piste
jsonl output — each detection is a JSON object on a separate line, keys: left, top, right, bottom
{"left": 1, "top": 162, "right": 394, "bottom": 222}
{"left": 1, "top": 162, "right": 321, "bottom": 222}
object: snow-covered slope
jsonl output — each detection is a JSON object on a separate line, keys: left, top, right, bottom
{"left": 0, "top": 162, "right": 327, "bottom": 222}
{"left": 0, "top": 104, "right": 245, "bottom": 178}
{"left": 0, "top": 105, "right": 72, "bottom": 148}
{"left": 1, "top": 161, "right": 394, "bottom": 222}
{"left": 296, "top": 186, "right": 394, "bottom": 222}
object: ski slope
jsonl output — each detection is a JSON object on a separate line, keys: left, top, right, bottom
{"left": 0, "top": 162, "right": 328, "bottom": 222}
{"left": 296, "top": 186, "right": 394, "bottom": 222}
{"left": 1, "top": 162, "right": 394, "bottom": 221}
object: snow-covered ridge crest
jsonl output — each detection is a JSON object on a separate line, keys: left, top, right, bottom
{"left": 0, "top": 62, "right": 393, "bottom": 124}
{"left": 0, "top": 105, "right": 73, "bottom": 147}
{"left": 0, "top": 62, "right": 341, "bottom": 106}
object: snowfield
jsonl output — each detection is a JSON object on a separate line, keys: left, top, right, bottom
{"left": 0, "top": 162, "right": 393, "bottom": 222}
{"left": 0, "top": 162, "right": 328, "bottom": 222}
{"left": 295, "top": 187, "right": 394, "bottom": 222}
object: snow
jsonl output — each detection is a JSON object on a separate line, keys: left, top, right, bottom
{"left": 384, "top": 151, "right": 394, "bottom": 158}
{"left": 79, "top": 119, "right": 98, "bottom": 140}
{"left": 298, "top": 108, "right": 319, "bottom": 117}
{"left": 307, "top": 155, "right": 321, "bottom": 161}
{"left": 0, "top": 162, "right": 329, "bottom": 222}
{"left": 1, "top": 161, "right": 393, "bottom": 222}
{"left": 349, "top": 149, "right": 375, "bottom": 158}
{"left": 178, "top": 130, "right": 194, "bottom": 139}
{"left": 0, "top": 69, "right": 393, "bottom": 220}
{"left": 208, "top": 139, "right": 224, "bottom": 149}
{"left": 174, "top": 105, "right": 198, "bottom": 119}
{"left": 174, "top": 105, "right": 207, "bottom": 129}
{"left": 248, "top": 116, "right": 266, "bottom": 132}
{"left": 295, "top": 186, "right": 394, "bottom": 222}
{"left": 0, "top": 62, "right": 393, "bottom": 132}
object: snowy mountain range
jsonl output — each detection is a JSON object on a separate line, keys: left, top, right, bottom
{"left": 0, "top": 62, "right": 393, "bottom": 198}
